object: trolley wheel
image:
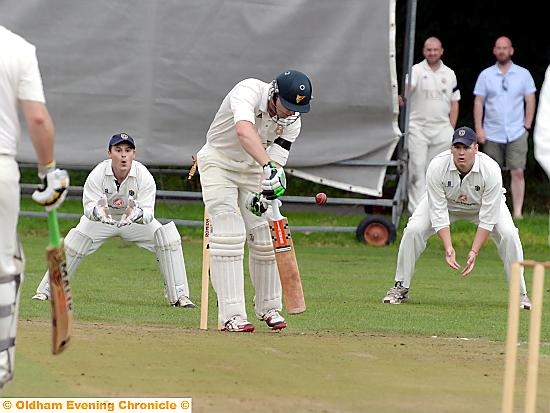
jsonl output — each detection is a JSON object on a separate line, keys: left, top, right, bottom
{"left": 356, "top": 215, "right": 396, "bottom": 246}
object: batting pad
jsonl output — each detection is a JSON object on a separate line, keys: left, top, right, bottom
{"left": 248, "top": 223, "right": 282, "bottom": 317}
{"left": 0, "top": 253, "right": 24, "bottom": 388}
{"left": 35, "top": 229, "right": 92, "bottom": 297}
{"left": 209, "top": 212, "right": 247, "bottom": 323}
{"left": 154, "top": 221, "right": 189, "bottom": 304}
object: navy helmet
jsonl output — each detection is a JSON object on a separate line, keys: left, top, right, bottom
{"left": 275, "top": 70, "right": 312, "bottom": 113}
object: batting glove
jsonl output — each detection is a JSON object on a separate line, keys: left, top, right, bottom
{"left": 261, "top": 161, "right": 286, "bottom": 200}
{"left": 117, "top": 197, "right": 143, "bottom": 227}
{"left": 245, "top": 192, "right": 269, "bottom": 217}
{"left": 31, "top": 161, "right": 70, "bottom": 211}
{"left": 92, "top": 196, "right": 116, "bottom": 225}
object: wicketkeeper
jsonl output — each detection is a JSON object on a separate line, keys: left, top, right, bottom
{"left": 383, "top": 126, "right": 531, "bottom": 309}
{"left": 32, "top": 133, "right": 195, "bottom": 308}
{"left": 197, "top": 70, "right": 312, "bottom": 332}
{"left": 0, "top": 25, "right": 69, "bottom": 390}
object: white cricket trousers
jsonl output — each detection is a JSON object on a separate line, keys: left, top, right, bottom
{"left": 395, "top": 195, "right": 528, "bottom": 295}
{"left": 0, "top": 156, "right": 20, "bottom": 276}
{"left": 0, "top": 156, "right": 22, "bottom": 385}
{"left": 197, "top": 144, "right": 282, "bottom": 324}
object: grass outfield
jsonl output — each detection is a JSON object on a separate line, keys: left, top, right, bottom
{"left": 3, "top": 198, "right": 550, "bottom": 412}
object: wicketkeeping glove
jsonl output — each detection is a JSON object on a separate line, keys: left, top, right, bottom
{"left": 117, "top": 196, "right": 143, "bottom": 227}
{"left": 245, "top": 191, "right": 269, "bottom": 217}
{"left": 92, "top": 196, "right": 116, "bottom": 225}
{"left": 31, "top": 161, "right": 70, "bottom": 211}
{"left": 261, "top": 161, "right": 286, "bottom": 200}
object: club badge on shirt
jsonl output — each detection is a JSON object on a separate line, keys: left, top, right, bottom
{"left": 112, "top": 198, "right": 125, "bottom": 208}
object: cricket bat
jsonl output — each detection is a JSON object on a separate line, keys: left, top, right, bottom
{"left": 199, "top": 209, "right": 210, "bottom": 330}
{"left": 47, "top": 209, "right": 72, "bottom": 354}
{"left": 269, "top": 199, "right": 306, "bottom": 314}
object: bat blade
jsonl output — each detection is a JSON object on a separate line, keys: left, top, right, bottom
{"left": 199, "top": 210, "right": 210, "bottom": 330}
{"left": 47, "top": 210, "right": 72, "bottom": 354}
{"left": 270, "top": 216, "right": 306, "bottom": 314}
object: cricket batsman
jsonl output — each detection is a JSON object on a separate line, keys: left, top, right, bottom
{"left": 197, "top": 70, "right": 313, "bottom": 332}
{"left": 32, "top": 133, "right": 195, "bottom": 308}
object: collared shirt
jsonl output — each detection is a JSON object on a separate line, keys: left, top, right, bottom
{"left": 427, "top": 150, "right": 504, "bottom": 232}
{"left": 83, "top": 159, "right": 156, "bottom": 223}
{"left": 407, "top": 59, "right": 460, "bottom": 126}
{"left": 473, "top": 62, "right": 536, "bottom": 143}
{"left": 205, "top": 78, "right": 301, "bottom": 166}
{"left": 0, "top": 26, "right": 46, "bottom": 156}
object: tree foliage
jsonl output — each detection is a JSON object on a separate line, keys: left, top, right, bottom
{"left": 396, "top": 0, "right": 550, "bottom": 212}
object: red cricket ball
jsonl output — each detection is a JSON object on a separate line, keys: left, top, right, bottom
{"left": 315, "top": 192, "right": 328, "bottom": 205}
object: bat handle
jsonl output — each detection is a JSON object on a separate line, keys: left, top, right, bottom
{"left": 270, "top": 199, "right": 284, "bottom": 220}
{"left": 188, "top": 155, "right": 198, "bottom": 180}
{"left": 47, "top": 209, "right": 61, "bottom": 248}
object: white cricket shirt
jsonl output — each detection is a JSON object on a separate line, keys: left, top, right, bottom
{"left": 0, "top": 26, "right": 46, "bottom": 156}
{"left": 408, "top": 59, "right": 460, "bottom": 126}
{"left": 82, "top": 159, "right": 156, "bottom": 223}
{"left": 426, "top": 150, "right": 504, "bottom": 232}
{"left": 204, "top": 78, "right": 301, "bottom": 167}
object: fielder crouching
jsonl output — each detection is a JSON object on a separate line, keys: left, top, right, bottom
{"left": 32, "top": 133, "right": 195, "bottom": 308}
{"left": 383, "top": 127, "right": 531, "bottom": 309}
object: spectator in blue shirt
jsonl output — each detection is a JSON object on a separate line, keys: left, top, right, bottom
{"left": 473, "top": 36, "right": 536, "bottom": 219}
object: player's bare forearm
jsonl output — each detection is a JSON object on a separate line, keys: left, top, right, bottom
{"left": 449, "top": 101, "right": 459, "bottom": 129}
{"left": 460, "top": 227, "right": 490, "bottom": 276}
{"left": 470, "top": 227, "right": 491, "bottom": 255}
{"left": 235, "top": 120, "right": 270, "bottom": 166}
{"left": 21, "top": 100, "right": 55, "bottom": 165}
{"left": 436, "top": 227, "right": 453, "bottom": 252}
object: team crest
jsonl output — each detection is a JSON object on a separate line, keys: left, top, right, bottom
{"left": 112, "top": 198, "right": 124, "bottom": 208}
{"left": 458, "top": 129, "right": 466, "bottom": 137}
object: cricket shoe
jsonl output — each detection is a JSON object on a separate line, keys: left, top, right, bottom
{"left": 520, "top": 293, "right": 531, "bottom": 310}
{"left": 32, "top": 292, "right": 49, "bottom": 301}
{"left": 259, "top": 309, "right": 287, "bottom": 330}
{"left": 383, "top": 281, "right": 409, "bottom": 304}
{"left": 173, "top": 295, "right": 196, "bottom": 309}
{"left": 0, "top": 370, "right": 12, "bottom": 390}
{"left": 223, "top": 315, "right": 255, "bottom": 333}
